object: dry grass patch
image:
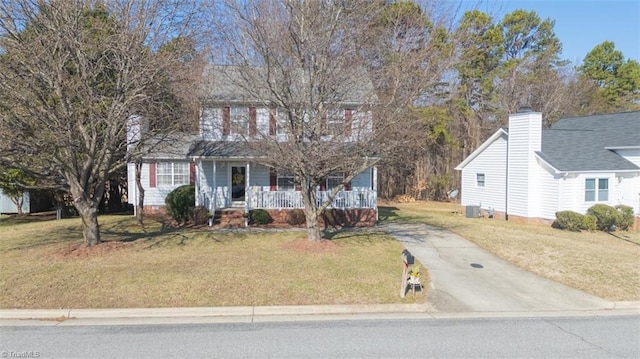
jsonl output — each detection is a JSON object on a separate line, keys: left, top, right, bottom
{"left": 380, "top": 201, "right": 640, "bottom": 301}
{"left": 0, "top": 215, "right": 422, "bottom": 309}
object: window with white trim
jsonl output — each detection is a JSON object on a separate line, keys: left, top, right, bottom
{"left": 585, "top": 178, "right": 608, "bottom": 202}
{"left": 476, "top": 173, "right": 485, "bottom": 187}
{"left": 327, "top": 109, "right": 345, "bottom": 135}
{"left": 230, "top": 107, "right": 248, "bottom": 135}
{"left": 326, "top": 172, "right": 344, "bottom": 190}
{"left": 157, "top": 162, "right": 189, "bottom": 187}
{"left": 277, "top": 171, "right": 295, "bottom": 191}
{"left": 276, "top": 109, "right": 288, "bottom": 135}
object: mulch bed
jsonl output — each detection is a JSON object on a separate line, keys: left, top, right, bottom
{"left": 50, "top": 240, "right": 132, "bottom": 259}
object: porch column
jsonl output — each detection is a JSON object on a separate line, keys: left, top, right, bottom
{"left": 195, "top": 158, "right": 202, "bottom": 206}
{"left": 373, "top": 166, "right": 378, "bottom": 220}
{"left": 245, "top": 162, "right": 251, "bottom": 206}
{"left": 211, "top": 159, "right": 217, "bottom": 213}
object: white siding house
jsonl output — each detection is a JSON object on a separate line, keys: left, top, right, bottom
{"left": 127, "top": 66, "right": 378, "bottom": 226}
{"left": 0, "top": 190, "right": 29, "bottom": 214}
{"left": 456, "top": 110, "right": 640, "bottom": 223}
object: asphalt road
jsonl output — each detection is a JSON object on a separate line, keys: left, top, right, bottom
{"left": 1, "top": 315, "right": 638, "bottom": 358}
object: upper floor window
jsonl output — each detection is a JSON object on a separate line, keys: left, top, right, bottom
{"left": 230, "top": 107, "right": 249, "bottom": 135}
{"left": 157, "top": 162, "right": 189, "bottom": 187}
{"left": 585, "top": 178, "right": 608, "bottom": 202}
{"left": 476, "top": 173, "right": 485, "bottom": 187}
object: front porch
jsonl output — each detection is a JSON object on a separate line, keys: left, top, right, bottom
{"left": 193, "top": 159, "right": 378, "bottom": 217}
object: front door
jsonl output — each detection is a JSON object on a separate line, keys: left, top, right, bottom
{"left": 231, "top": 166, "right": 246, "bottom": 203}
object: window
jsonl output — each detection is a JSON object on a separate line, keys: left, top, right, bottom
{"left": 326, "top": 173, "right": 344, "bottom": 190}
{"left": 230, "top": 107, "right": 248, "bottom": 135}
{"left": 476, "top": 173, "right": 485, "bottom": 187}
{"left": 276, "top": 109, "right": 288, "bottom": 136}
{"left": 585, "top": 178, "right": 608, "bottom": 202}
{"left": 277, "top": 171, "right": 295, "bottom": 191}
{"left": 157, "top": 162, "right": 189, "bottom": 187}
{"left": 327, "top": 109, "right": 345, "bottom": 135}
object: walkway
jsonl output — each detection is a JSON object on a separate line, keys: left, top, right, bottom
{"left": 384, "top": 222, "right": 615, "bottom": 313}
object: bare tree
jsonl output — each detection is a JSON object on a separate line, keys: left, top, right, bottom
{"left": 0, "top": 0, "right": 208, "bottom": 245}
{"left": 214, "top": 1, "right": 456, "bottom": 240}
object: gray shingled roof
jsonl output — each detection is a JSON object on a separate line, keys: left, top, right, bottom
{"left": 188, "top": 140, "right": 259, "bottom": 158}
{"left": 202, "top": 65, "right": 376, "bottom": 105}
{"left": 537, "top": 111, "right": 640, "bottom": 172}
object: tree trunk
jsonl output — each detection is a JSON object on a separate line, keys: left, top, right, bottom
{"left": 304, "top": 206, "right": 322, "bottom": 241}
{"left": 300, "top": 180, "right": 322, "bottom": 241}
{"left": 77, "top": 202, "right": 101, "bottom": 246}
{"left": 135, "top": 161, "right": 145, "bottom": 225}
{"left": 69, "top": 181, "right": 103, "bottom": 246}
{"left": 10, "top": 196, "right": 24, "bottom": 215}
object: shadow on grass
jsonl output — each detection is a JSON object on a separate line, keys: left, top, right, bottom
{"left": 607, "top": 231, "right": 640, "bottom": 246}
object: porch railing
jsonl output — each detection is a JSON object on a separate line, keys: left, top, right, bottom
{"left": 199, "top": 186, "right": 377, "bottom": 211}
{"left": 247, "top": 187, "right": 376, "bottom": 210}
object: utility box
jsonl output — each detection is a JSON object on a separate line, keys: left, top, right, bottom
{"left": 466, "top": 205, "right": 480, "bottom": 218}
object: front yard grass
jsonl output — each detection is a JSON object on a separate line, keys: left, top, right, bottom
{"left": 0, "top": 215, "right": 422, "bottom": 309}
{"left": 380, "top": 201, "right": 640, "bottom": 301}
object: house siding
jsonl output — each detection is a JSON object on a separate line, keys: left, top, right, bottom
{"left": 507, "top": 112, "right": 542, "bottom": 218}
{"left": 0, "top": 191, "right": 29, "bottom": 214}
{"left": 460, "top": 133, "right": 508, "bottom": 213}
{"left": 352, "top": 168, "right": 372, "bottom": 190}
{"left": 129, "top": 161, "right": 192, "bottom": 207}
{"left": 533, "top": 159, "right": 560, "bottom": 220}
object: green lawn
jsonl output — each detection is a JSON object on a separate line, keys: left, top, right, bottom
{"left": 0, "top": 214, "right": 423, "bottom": 309}
{"left": 380, "top": 201, "right": 640, "bottom": 301}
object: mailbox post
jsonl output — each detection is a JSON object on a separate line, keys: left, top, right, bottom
{"left": 400, "top": 249, "right": 414, "bottom": 297}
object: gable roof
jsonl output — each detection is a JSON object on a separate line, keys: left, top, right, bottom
{"left": 538, "top": 111, "right": 640, "bottom": 172}
{"left": 454, "top": 128, "right": 508, "bottom": 170}
{"left": 202, "top": 65, "right": 377, "bottom": 106}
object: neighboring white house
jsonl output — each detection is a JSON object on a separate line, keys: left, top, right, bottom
{"left": 0, "top": 190, "right": 29, "bottom": 214}
{"left": 127, "top": 66, "right": 378, "bottom": 225}
{"left": 455, "top": 109, "right": 640, "bottom": 224}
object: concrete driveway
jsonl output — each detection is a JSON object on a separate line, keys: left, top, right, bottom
{"left": 384, "top": 222, "right": 614, "bottom": 313}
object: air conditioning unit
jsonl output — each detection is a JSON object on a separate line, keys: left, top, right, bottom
{"left": 466, "top": 205, "right": 480, "bottom": 218}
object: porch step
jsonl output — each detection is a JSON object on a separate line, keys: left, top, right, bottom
{"left": 212, "top": 209, "right": 245, "bottom": 228}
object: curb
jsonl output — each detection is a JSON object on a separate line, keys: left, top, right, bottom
{"left": 0, "top": 304, "right": 433, "bottom": 321}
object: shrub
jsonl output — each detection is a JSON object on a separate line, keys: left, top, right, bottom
{"left": 582, "top": 215, "right": 597, "bottom": 232}
{"left": 248, "top": 209, "right": 272, "bottom": 225}
{"left": 554, "top": 211, "right": 597, "bottom": 232}
{"left": 165, "top": 185, "right": 195, "bottom": 223}
{"left": 286, "top": 209, "right": 306, "bottom": 226}
{"left": 615, "top": 205, "right": 635, "bottom": 230}
{"left": 554, "top": 211, "right": 587, "bottom": 231}
{"left": 587, "top": 204, "right": 622, "bottom": 231}
{"left": 189, "top": 205, "right": 209, "bottom": 226}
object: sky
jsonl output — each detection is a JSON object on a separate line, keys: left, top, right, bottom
{"left": 461, "top": 0, "right": 640, "bottom": 65}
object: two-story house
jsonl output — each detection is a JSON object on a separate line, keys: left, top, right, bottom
{"left": 126, "top": 66, "right": 378, "bottom": 226}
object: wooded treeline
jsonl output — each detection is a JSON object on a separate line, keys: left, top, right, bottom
{"left": 371, "top": 2, "right": 639, "bottom": 201}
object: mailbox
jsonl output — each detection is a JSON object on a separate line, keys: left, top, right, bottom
{"left": 401, "top": 249, "right": 414, "bottom": 265}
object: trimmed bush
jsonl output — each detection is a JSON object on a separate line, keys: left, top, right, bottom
{"left": 165, "top": 185, "right": 195, "bottom": 223}
{"left": 554, "top": 211, "right": 587, "bottom": 232}
{"left": 248, "top": 209, "right": 272, "bottom": 225}
{"left": 554, "top": 211, "right": 597, "bottom": 232}
{"left": 582, "top": 215, "right": 597, "bottom": 232}
{"left": 189, "top": 205, "right": 209, "bottom": 226}
{"left": 615, "top": 205, "right": 635, "bottom": 230}
{"left": 286, "top": 209, "right": 306, "bottom": 226}
{"left": 587, "top": 204, "right": 622, "bottom": 231}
